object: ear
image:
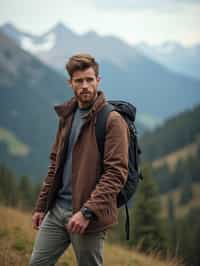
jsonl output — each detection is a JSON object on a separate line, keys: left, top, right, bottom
{"left": 97, "top": 76, "right": 101, "bottom": 84}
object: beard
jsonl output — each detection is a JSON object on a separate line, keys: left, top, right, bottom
{"left": 75, "top": 89, "right": 97, "bottom": 106}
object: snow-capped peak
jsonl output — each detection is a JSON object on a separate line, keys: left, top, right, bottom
{"left": 21, "top": 33, "right": 56, "bottom": 53}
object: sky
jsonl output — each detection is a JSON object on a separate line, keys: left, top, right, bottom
{"left": 0, "top": 0, "right": 200, "bottom": 46}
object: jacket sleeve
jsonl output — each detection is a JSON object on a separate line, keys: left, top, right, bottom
{"left": 84, "top": 111, "right": 130, "bottom": 218}
{"left": 34, "top": 119, "right": 62, "bottom": 213}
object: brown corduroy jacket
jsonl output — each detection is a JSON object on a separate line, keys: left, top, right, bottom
{"left": 34, "top": 90, "right": 129, "bottom": 233}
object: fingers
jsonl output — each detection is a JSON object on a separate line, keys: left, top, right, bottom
{"left": 68, "top": 220, "right": 79, "bottom": 233}
{"left": 32, "top": 213, "right": 44, "bottom": 230}
{"left": 67, "top": 220, "right": 86, "bottom": 234}
{"left": 66, "top": 211, "right": 90, "bottom": 234}
{"left": 79, "top": 225, "right": 86, "bottom": 234}
{"left": 32, "top": 216, "right": 39, "bottom": 230}
{"left": 39, "top": 215, "right": 44, "bottom": 227}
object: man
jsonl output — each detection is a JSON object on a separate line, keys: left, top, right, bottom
{"left": 29, "top": 54, "right": 129, "bottom": 266}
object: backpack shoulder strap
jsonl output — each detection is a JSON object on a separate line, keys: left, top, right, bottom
{"left": 95, "top": 103, "right": 115, "bottom": 159}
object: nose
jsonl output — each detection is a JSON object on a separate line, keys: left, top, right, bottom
{"left": 82, "top": 79, "right": 89, "bottom": 88}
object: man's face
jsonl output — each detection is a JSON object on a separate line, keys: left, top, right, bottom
{"left": 69, "top": 67, "right": 100, "bottom": 108}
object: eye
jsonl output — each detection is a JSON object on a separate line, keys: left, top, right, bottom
{"left": 75, "top": 78, "right": 83, "bottom": 84}
{"left": 86, "top": 77, "right": 94, "bottom": 82}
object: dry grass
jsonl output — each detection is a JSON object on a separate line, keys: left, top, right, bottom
{"left": 0, "top": 206, "right": 184, "bottom": 266}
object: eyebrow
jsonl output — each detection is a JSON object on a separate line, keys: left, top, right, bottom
{"left": 73, "top": 77, "right": 95, "bottom": 81}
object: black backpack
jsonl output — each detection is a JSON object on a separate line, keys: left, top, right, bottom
{"left": 95, "top": 100, "right": 142, "bottom": 240}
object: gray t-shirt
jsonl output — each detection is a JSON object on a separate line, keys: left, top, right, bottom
{"left": 56, "top": 106, "right": 91, "bottom": 210}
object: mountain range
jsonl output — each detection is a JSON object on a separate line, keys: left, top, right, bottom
{"left": 1, "top": 22, "right": 200, "bottom": 120}
{"left": 2, "top": 22, "right": 200, "bottom": 81}
{"left": 136, "top": 41, "right": 200, "bottom": 80}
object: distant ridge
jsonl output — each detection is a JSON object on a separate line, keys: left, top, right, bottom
{"left": 1, "top": 22, "right": 200, "bottom": 119}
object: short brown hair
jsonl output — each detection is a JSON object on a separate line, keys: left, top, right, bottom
{"left": 65, "top": 53, "right": 99, "bottom": 78}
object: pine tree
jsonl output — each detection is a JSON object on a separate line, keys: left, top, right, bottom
{"left": 0, "top": 164, "right": 18, "bottom": 206}
{"left": 179, "top": 176, "right": 193, "bottom": 206}
{"left": 166, "top": 193, "right": 178, "bottom": 257}
{"left": 177, "top": 207, "right": 200, "bottom": 266}
{"left": 129, "top": 163, "right": 167, "bottom": 254}
{"left": 18, "top": 175, "right": 34, "bottom": 209}
{"left": 167, "top": 193, "right": 175, "bottom": 223}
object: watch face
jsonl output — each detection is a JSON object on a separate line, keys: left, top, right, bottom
{"left": 85, "top": 213, "right": 91, "bottom": 219}
{"left": 82, "top": 208, "right": 92, "bottom": 219}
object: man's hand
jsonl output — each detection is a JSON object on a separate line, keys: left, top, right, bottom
{"left": 32, "top": 212, "right": 45, "bottom": 230}
{"left": 66, "top": 211, "right": 90, "bottom": 234}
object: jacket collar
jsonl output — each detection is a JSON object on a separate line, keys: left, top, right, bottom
{"left": 54, "top": 90, "right": 107, "bottom": 120}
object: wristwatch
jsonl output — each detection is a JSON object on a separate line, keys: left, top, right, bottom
{"left": 81, "top": 207, "right": 96, "bottom": 220}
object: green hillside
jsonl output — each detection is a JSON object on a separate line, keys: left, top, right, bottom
{"left": 140, "top": 103, "right": 200, "bottom": 161}
{"left": 153, "top": 135, "right": 200, "bottom": 171}
{"left": 160, "top": 183, "right": 200, "bottom": 218}
{"left": 138, "top": 103, "right": 200, "bottom": 194}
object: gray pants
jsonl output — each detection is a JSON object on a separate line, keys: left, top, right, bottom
{"left": 29, "top": 203, "right": 106, "bottom": 266}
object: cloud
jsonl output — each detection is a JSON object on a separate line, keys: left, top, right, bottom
{"left": 93, "top": 0, "right": 200, "bottom": 12}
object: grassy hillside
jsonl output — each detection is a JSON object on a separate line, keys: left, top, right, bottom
{"left": 0, "top": 206, "right": 183, "bottom": 266}
{"left": 152, "top": 134, "right": 200, "bottom": 171}
{"left": 160, "top": 183, "right": 200, "bottom": 218}
{"left": 141, "top": 103, "right": 200, "bottom": 195}
{"left": 140, "top": 103, "right": 200, "bottom": 162}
